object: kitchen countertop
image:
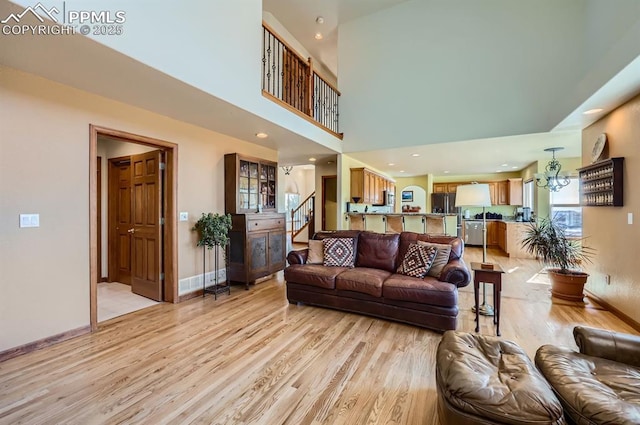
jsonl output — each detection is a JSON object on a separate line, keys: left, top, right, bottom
{"left": 347, "top": 212, "right": 457, "bottom": 216}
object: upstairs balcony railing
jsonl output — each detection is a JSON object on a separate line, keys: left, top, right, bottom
{"left": 261, "top": 23, "right": 342, "bottom": 138}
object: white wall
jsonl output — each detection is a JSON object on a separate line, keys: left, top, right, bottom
{"left": 338, "top": 0, "right": 640, "bottom": 152}
{"left": 0, "top": 67, "right": 277, "bottom": 352}
{"left": 400, "top": 185, "right": 426, "bottom": 212}
{"left": 7, "top": 0, "right": 343, "bottom": 155}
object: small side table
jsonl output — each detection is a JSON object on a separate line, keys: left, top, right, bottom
{"left": 471, "top": 262, "right": 505, "bottom": 336}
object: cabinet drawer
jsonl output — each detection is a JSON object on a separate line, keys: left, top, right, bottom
{"left": 247, "top": 217, "right": 284, "bottom": 232}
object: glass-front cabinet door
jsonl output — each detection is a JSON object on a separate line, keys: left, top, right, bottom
{"left": 225, "top": 153, "right": 279, "bottom": 214}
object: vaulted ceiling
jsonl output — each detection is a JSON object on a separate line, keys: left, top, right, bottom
{"left": 264, "top": 0, "right": 640, "bottom": 177}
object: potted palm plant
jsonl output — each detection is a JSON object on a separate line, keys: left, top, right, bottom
{"left": 521, "top": 217, "right": 595, "bottom": 301}
{"left": 193, "top": 212, "right": 232, "bottom": 298}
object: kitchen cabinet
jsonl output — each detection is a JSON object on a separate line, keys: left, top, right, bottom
{"left": 433, "top": 182, "right": 467, "bottom": 194}
{"left": 227, "top": 213, "right": 286, "bottom": 287}
{"left": 487, "top": 182, "right": 497, "bottom": 206}
{"left": 497, "top": 221, "right": 507, "bottom": 252}
{"left": 487, "top": 221, "right": 498, "bottom": 246}
{"left": 577, "top": 157, "right": 624, "bottom": 207}
{"left": 497, "top": 181, "right": 508, "bottom": 205}
{"left": 350, "top": 168, "right": 395, "bottom": 205}
{"left": 224, "top": 153, "right": 277, "bottom": 214}
{"left": 433, "top": 183, "right": 448, "bottom": 193}
{"left": 508, "top": 178, "right": 523, "bottom": 205}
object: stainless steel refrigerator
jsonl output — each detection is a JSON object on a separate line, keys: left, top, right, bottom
{"left": 431, "top": 193, "right": 462, "bottom": 237}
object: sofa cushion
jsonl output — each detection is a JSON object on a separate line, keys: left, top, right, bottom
{"left": 397, "top": 243, "right": 438, "bottom": 278}
{"left": 383, "top": 274, "right": 457, "bottom": 307}
{"left": 336, "top": 267, "right": 391, "bottom": 297}
{"left": 418, "top": 241, "right": 452, "bottom": 278}
{"left": 535, "top": 344, "right": 640, "bottom": 425}
{"left": 437, "top": 331, "right": 565, "bottom": 425}
{"left": 284, "top": 264, "right": 349, "bottom": 289}
{"left": 355, "top": 232, "right": 400, "bottom": 273}
{"left": 398, "top": 232, "right": 463, "bottom": 270}
{"left": 323, "top": 238, "right": 356, "bottom": 267}
{"left": 307, "top": 240, "right": 323, "bottom": 264}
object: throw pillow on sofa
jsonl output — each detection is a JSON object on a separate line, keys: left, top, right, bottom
{"left": 307, "top": 240, "right": 324, "bottom": 264}
{"left": 418, "top": 241, "right": 452, "bottom": 278}
{"left": 323, "top": 238, "right": 356, "bottom": 267}
{"left": 397, "top": 243, "right": 438, "bottom": 278}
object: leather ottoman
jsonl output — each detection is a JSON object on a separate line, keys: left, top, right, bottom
{"left": 436, "top": 331, "right": 565, "bottom": 425}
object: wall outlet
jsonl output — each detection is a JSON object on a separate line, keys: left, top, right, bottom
{"left": 604, "top": 274, "right": 610, "bottom": 285}
{"left": 179, "top": 212, "right": 188, "bottom": 222}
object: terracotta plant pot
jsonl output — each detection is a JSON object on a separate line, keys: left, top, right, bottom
{"left": 548, "top": 269, "right": 589, "bottom": 302}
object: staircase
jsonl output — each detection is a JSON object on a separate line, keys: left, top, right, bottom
{"left": 291, "top": 192, "right": 315, "bottom": 241}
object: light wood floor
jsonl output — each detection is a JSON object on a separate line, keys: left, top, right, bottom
{"left": 1, "top": 247, "right": 636, "bottom": 425}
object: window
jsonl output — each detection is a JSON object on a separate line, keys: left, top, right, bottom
{"left": 523, "top": 179, "right": 535, "bottom": 211}
{"left": 284, "top": 193, "right": 300, "bottom": 223}
{"left": 550, "top": 177, "right": 582, "bottom": 238}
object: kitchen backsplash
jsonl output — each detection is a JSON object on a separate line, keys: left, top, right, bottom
{"left": 347, "top": 203, "right": 392, "bottom": 214}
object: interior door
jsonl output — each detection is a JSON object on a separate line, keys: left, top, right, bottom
{"left": 109, "top": 159, "right": 133, "bottom": 285}
{"left": 130, "top": 150, "right": 163, "bottom": 301}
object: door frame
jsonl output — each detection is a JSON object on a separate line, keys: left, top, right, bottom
{"left": 89, "top": 125, "right": 178, "bottom": 332}
{"left": 322, "top": 175, "right": 337, "bottom": 231}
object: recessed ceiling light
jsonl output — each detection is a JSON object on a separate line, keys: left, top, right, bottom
{"left": 255, "top": 132, "right": 268, "bottom": 138}
{"left": 315, "top": 32, "right": 323, "bottom": 40}
{"left": 583, "top": 108, "right": 603, "bottom": 115}
{"left": 316, "top": 16, "right": 324, "bottom": 24}
{"left": 444, "top": 170, "right": 450, "bottom": 174}
{"left": 411, "top": 153, "right": 420, "bottom": 157}
{"left": 399, "top": 170, "right": 405, "bottom": 173}
{"left": 308, "top": 157, "right": 316, "bottom": 162}
{"left": 501, "top": 163, "right": 508, "bottom": 167}
{"left": 496, "top": 170, "right": 503, "bottom": 173}
{"left": 388, "top": 163, "right": 395, "bottom": 166}
{"left": 512, "top": 166, "right": 518, "bottom": 169}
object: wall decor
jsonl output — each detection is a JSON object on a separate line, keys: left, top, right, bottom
{"left": 401, "top": 190, "right": 414, "bottom": 202}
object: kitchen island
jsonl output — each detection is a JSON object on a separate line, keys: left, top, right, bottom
{"left": 462, "top": 219, "right": 535, "bottom": 259}
{"left": 346, "top": 212, "right": 458, "bottom": 236}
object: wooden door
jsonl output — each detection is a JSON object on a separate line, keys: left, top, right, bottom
{"left": 130, "top": 150, "right": 163, "bottom": 301}
{"left": 109, "top": 158, "right": 133, "bottom": 285}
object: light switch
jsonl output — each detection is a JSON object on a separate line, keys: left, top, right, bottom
{"left": 20, "top": 214, "right": 39, "bottom": 228}
{"left": 179, "top": 212, "right": 189, "bottom": 222}
{"left": 628, "top": 212, "right": 633, "bottom": 225}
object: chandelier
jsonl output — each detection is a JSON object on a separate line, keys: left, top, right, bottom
{"left": 281, "top": 166, "right": 293, "bottom": 175}
{"left": 535, "top": 147, "right": 570, "bottom": 192}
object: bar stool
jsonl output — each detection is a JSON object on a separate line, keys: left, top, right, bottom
{"left": 426, "top": 215, "right": 445, "bottom": 235}
{"left": 385, "top": 215, "right": 404, "bottom": 233}
{"left": 348, "top": 213, "right": 365, "bottom": 230}
{"left": 403, "top": 215, "right": 425, "bottom": 233}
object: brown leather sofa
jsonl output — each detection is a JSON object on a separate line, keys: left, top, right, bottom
{"left": 284, "top": 230, "right": 471, "bottom": 332}
{"left": 535, "top": 326, "right": 640, "bottom": 425}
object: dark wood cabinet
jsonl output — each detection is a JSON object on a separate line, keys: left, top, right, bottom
{"left": 225, "top": 153, "right": 277, "bottom": 214}
{"left": 225, "top": 153, "right": 285, "bottom": 287}
{"left": 578, "top": 157, "right": 624, "bottom": 207}
{"left": 227, "top": 213, "right": 286, "bottom": 287}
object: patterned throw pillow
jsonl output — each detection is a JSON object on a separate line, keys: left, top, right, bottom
{"left": 418, "top": 241, "right": 453, "bottom": 278}
{"left": 397, "top": 243, "right": 438, "bottom": 278}
{"left": 323, "top": 238, "right": 356, "bottom": 267}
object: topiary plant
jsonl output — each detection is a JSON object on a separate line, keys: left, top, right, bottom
{"left": 192, "top": 213, "right": 232, "bottom": 249}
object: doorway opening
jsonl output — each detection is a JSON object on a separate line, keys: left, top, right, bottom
{"left": 322, "top": 175, "right": 338, "bottom": 230}
{"left": 90, "top": 125, "right": 178, "bottom": 331}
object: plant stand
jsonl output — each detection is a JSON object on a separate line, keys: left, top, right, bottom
{"left": 202, "top": 244, "right": 231, "bottom": 299}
